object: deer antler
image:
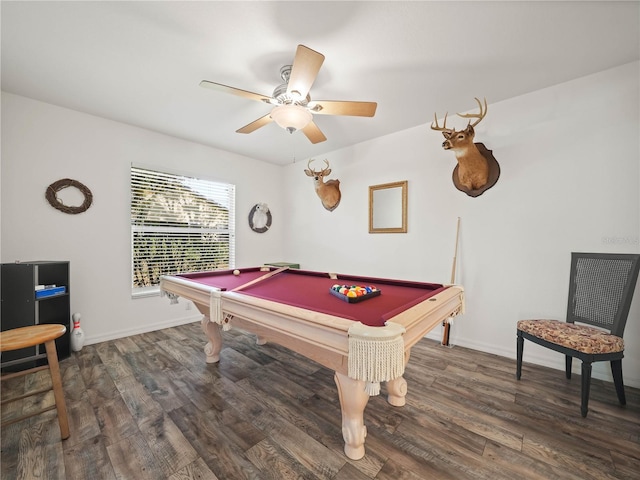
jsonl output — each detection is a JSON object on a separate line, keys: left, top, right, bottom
{"left": 457, "top": 97, "right": 487, "bottom": 128}
{"left": 307, "top": 159, "right": 319, "bottom": 175}
{"left": 431, "top": 112, "right": 453, "bottom": 133}
{"left": 307, "top": 159, "right": 331, "bottom": 175}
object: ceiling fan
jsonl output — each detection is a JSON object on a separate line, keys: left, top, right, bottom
{"left": 199, "top": 45, "right": 377, "bottom": 144}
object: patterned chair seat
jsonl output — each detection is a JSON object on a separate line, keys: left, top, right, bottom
{"left": 517, "top": 319, "right": 624, "bottom": 355}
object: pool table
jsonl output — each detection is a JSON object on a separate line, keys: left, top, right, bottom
{"left": 160, "top": 267, "right": 464, "bottom": 460}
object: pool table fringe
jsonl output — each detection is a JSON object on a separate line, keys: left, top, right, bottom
{"left": 209, "top": 292, "right": 232, "bottom": 331}
{"left": 348, "top": 321, "right": 406, "bottom": 396}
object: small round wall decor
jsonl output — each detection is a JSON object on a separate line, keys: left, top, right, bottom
{"left": 46, "top": 178, "right": 93, "bottom": 214}
{"left": 248, "top": 203, "right": 272, "bottom": 233}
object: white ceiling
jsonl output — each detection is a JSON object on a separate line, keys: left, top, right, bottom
{"left": 2, "top": 1, "right": 638, "bottom": 166}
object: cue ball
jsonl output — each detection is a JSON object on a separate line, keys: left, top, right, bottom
{"left": 233, "top": 269, "right": 240, "bottom": 276}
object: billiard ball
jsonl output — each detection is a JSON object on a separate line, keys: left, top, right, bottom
{"left": 233, "top": 269, "right": 240, "bottom": 276}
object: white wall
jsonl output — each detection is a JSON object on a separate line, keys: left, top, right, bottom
{"left": 282, "top": 62, "right": 640, "bottom": 387}
{"left": 1, "top": 92, "right": 285, "bottom": 343}
{"left": 2, "top": 62, "right": 639, "bottom": 388}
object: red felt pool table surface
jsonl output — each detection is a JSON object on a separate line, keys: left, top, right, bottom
{"left": 176, "top": 267, "right": 447, "bottom": 327}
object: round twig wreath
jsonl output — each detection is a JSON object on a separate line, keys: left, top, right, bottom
{"left": 45, "top": 178, "right": 93, "bottom": 214}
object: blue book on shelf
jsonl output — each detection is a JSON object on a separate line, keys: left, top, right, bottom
{"left": 35, "top": 286, "right": 66, "bottom": 299}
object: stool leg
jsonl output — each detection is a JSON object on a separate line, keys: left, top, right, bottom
{"left": 44, "top": 340, "right": 70, "bottom": 439}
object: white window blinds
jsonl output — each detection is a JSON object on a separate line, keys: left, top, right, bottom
{"left": 131, "top": 166, "right": 235, "bottom": 291}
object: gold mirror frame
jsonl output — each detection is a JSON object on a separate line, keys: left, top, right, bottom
{"left": 369, "top": 181, "right": 408, "bottom": 233}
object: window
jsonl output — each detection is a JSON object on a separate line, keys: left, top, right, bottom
{"left": 131, "top": 166, "right": 235, "bottom": 295}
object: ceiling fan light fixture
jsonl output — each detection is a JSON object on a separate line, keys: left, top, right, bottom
{"left": 270, "top": 104, "right": 312, "bottom": 133}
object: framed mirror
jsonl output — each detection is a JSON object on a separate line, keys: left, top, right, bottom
{"left": 369, "top": 181, "right": 408, "bottom": 233}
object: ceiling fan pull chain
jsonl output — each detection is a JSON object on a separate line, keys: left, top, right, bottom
{"left": 291, "top": 136, "right": 296, "bottom": 163}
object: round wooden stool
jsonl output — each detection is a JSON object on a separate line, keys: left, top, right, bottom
{"left": 0, "top": 324, "right": 70, "bottom": 439}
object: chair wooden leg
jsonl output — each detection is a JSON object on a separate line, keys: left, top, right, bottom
{"left": 580, "top": 362, "right": 592, "bottom": 418}
{"left": 611, "top": 360, "right": 626, "bottom": 405}
{"left": 565, "top": 355, "right": 572, "bottom": 379}
{"left": 516, "top": 333, "right": 524, "bottom": 380}
{"left": 44, "top": 339, "right": 70, "bottom": 440}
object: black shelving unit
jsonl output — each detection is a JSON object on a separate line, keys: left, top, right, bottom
{"left": 1, "top": 261, "right": 71, "bottom": 371}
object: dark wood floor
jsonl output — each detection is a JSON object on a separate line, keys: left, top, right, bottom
{"left": 1, "top": 321, "right": 639, "bottom": 479}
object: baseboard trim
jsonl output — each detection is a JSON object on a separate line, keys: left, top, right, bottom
{"left": 84, "top": 314, "right": 203, "bottom": 345}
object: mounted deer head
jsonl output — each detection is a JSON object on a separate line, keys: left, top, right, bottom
{"left": 431, "top": 98, "right": 498, "bottom": 195}
{"left": 304, "top": 159, "right": 341, "bottom": 211}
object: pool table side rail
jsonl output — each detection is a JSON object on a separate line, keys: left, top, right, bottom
{"left": 391, "top": 285, "right": 464, "bottom": 349}
{"left": 160, "top": 275, "right": 464, "bottom": 376}
{"left": 220, "top": 292, "right": 355, "bottom": 373}
{"left": 159, "top": 275, "right": 356, "bottom": 373}
{"left": 222, "top": 286, "right": 463, "bottom": 376}
{"left": 160, "top": 275, "right": 218, "bottom": 307}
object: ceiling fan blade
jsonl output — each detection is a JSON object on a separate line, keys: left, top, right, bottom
{"left": 236, "top": 114, "right": 273, "bottom": 134}
{"left": 310, "top": 100, "right": 377, "bottom": 117}
{"left": 286, "top": 45, "right": 325, "bottom": 100}
{"left": 301, "top": 121, "right": 327, "bottom": 144}
{"left": 200, "top": 80, "right": 271, "bottom": 103}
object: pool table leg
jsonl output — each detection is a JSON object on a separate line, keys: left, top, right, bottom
{"left": 201, "top": 315, "right": 222, "bottom": 363}
{"left": 334, "top": 372, "right": 369, "bottom": 460}
{"left": 387, "top": 349, "right": 409, "bottom": 406}
{"left": 386, "top": 376, "right": 408, "bottom": 406}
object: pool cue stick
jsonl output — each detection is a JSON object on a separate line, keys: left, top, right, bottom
{"left": 442, "top": 216, "right": 461, "bottom": 346}
{"left": 231, "top": 266, "right": 289, "bottom": 292}
{"left": 450, "top": 216, "right": 461, "bottom": 284}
